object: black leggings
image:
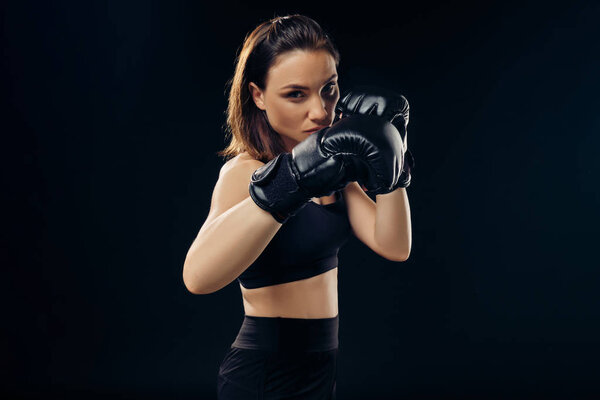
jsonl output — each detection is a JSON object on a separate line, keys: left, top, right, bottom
{"left": 217, "top": 314, "right": 339, "bottom": 399}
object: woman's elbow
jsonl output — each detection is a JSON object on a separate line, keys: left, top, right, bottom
{"left": 385, "top": 248, "right": 410, "bottom": 262}
{"left": 182, "top": 265, "right": 209, "bottom": 295}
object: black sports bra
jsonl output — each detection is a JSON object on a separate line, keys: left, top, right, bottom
{"left": 237, "top": 190, "right": 353, "bottom": 289}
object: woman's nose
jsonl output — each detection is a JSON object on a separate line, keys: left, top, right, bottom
{"left": 308, "top": 96, "right": 328, "bottom": 120}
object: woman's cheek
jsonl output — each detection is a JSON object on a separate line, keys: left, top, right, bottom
{"left": 280, "top": 105, "right": 302, "bottom": 127}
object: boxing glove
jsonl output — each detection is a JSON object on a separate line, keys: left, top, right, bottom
{"left": 336, "top": 85, "right": 413, "bottom": 190}
{"left": 249, "top": 114, "right": 404, "bottom": 222}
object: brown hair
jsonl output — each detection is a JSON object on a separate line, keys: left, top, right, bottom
{"left": 217, "top": 14, "right": 340, "bottom": 163}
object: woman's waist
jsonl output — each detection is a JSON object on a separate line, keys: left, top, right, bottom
{"left": 231, "top": 312, "right": 339, "bottom": 352}
{"left": 241, "top": 268, "right": 338, "bottom": 318}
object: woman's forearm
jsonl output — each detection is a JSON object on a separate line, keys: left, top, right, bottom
{"left": 374, "top": 187, "right": 412, "bottom": 259}
{"left": 183, "top": 197, "right": 282, "bottom": 294}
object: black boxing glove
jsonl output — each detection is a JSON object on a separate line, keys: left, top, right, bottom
{"left": 336, "top": 85, "right": 414, "bottom": 189}
{"left": 393, "top": 148, "right": 414, "bottom": 188}
{"left": 336, "top": 85, "right": 409, "bottom": 140}
{"left": 248, "top": 114, "right": 405, "bottom": 222}
{"left": 248, "top": 122, "right": 351, "bottom": 224}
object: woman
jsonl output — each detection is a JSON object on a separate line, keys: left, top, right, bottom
{"left": 183, "top": 14, "right": 413, "bottom": 399}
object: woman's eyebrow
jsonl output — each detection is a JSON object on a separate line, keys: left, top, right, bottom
{"left": 280, "top": 74, "right": 338, "bottom": 90}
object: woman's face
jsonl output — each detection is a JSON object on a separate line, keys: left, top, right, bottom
{"left": 249, "top": 49, "right": 340, "bottom": 152}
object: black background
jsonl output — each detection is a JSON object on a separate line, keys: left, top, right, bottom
{"left": 3, "top": 0, "right": 599, "bottom": 399}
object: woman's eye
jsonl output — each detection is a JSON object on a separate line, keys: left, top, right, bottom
{"left": 286, "top": 83, "right": 337, "bottom": 99}
{"left": 325, "top": 83, "right": 337, "bottom": 94}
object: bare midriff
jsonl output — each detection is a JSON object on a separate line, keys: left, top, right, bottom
{"left": 240, "top": 266, "right": 338, "bottom": 319}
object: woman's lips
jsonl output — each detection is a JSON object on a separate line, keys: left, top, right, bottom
{"left": 304, "top": 126, "right": 326, "bottom": 133}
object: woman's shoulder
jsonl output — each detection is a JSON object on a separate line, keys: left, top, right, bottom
{"left": 221, "top": 151, "right": 264, "bottom": 176}
{"left": 236, "top": 151, "right": 257, "bottom": 163}
{"left": 205, "top": 152, "right": 266, "bottom": 224}
{"left": 225, "top": 151, "right": 263, "bottom": 168}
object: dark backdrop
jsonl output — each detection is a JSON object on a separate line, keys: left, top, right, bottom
{"left": 3, "top": 1, "right": 599, "bottom": 399}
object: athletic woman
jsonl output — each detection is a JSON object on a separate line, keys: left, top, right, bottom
{"left": 183, "top": 14, "right": 413, "bottom": 399}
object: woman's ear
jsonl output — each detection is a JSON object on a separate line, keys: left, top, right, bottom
{"left": 248, "top": 82, "right": 266, "bottom": 111}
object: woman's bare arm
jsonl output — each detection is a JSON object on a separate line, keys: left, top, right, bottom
{"left": 183, "top": 159, "right": 283, "bottom": 294}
